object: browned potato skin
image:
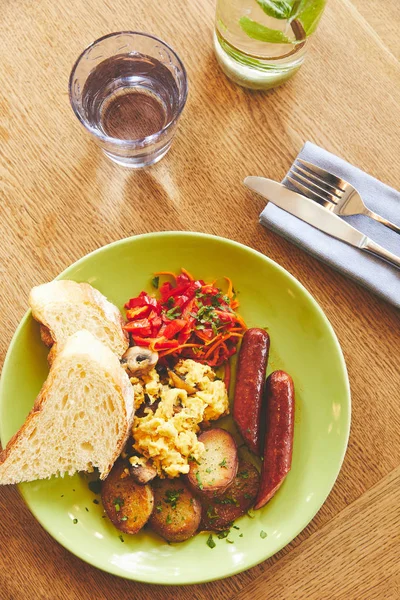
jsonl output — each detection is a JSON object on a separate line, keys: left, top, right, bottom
{"left": 200, "top": 460, "right": 260, "bottom": 531}
{"left": 149, "top": 477, "right": 202, "bottom": 543}
{"left": 102, "top": 459, "right": 154, "bottom": 534}
{"left": 186, "top": 428, "right": 238, "bottom": 496}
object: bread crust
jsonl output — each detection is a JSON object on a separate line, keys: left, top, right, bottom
{"left": 29, "top": 280, "right": 129, "bottom": 358}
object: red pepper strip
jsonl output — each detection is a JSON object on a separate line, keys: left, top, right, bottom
{"left": 224, "top": 361, "right": 231, "bottom": 391}
{"left": 181, "top": 267, "right": 194, "bottom": 281}
{"left": 168, "top": 282, "right": 191, "bottom": 298}
{"left": 182, "top": 298, "right": 197, "bottom": 319}
{"left": 163, "top": 319, "right": 187, "bottom": 339}
{"left": 126, "top": 293, "right": 160, "bottom": 312}
{"left": 129, "top": 336, "right": 152, "bottom": 347}
{"left": 126, "top": 305, "right": 151, "bottom": 320}
{"left": 159, "top": 282, "right": 173, "bottom": 302}
{"left": 215, "top": 310, "right": 237, "bottom": 323}
{"left": 174, "top": 294, "right": 190, "bottom": 308}
{"left": 153, "top": 338, "right": 180, "bottom": 350}
{"left": 123, "top": 318, "right": 152, "bottom": 335}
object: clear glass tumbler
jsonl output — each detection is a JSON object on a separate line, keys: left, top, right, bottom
{"left": 69, "top": 32, "right": 188, "bottom": 168}
{"left": 214, "top": 0, "right": 326, "bottom": 90}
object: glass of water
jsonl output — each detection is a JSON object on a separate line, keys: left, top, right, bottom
{"left": 214, "top": 0, "right": 326, "bottom": 90}
{"left": 69, "top": 32, "right": 188, "bottom": 168}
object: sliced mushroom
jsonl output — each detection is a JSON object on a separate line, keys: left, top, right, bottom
{"left": 168, "top": 370, "right": 197, "bottom": 395}
{"left": 121, "top": 346, "right": 158, "bottom": 376}
{"left": 129, "top": 460, "right": 157, "bottom": 485}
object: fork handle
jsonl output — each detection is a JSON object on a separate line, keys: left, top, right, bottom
{"left": 365, "top": 209, "right": 400, "bottom": 234}
{"left": 364, "top": 239, "right": 400, "bottom": 269}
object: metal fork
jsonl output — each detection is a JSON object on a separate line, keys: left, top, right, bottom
{"left": 287, "top": 159, "right": 400, "bottom": 235}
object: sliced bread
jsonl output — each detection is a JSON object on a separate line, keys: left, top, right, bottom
{"left": 0, "top": 330, "right": 134, "bottom": 484}
{"left": 29, "top": 280, "right": 129, "bottom": 358}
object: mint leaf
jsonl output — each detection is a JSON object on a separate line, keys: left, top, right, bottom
{"left": 239, "top": 17, "right": 291, "bottom": 44}
{"left": 256, "top": 0, "right": 292, "bottom": 19}
{"left": 294, "top": 0, "right": 326, "bottom": 35}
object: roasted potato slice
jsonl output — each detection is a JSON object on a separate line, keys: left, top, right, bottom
{"left": 149, "top": 477, "right": 201, "bottom": 543}
{"left": 101, "top": 459, "right": 154, "bottom": 534}
{"left": 186, "top": 428, "right": 238, "bottom": 496}
{"left": 200, "top": 460, "right": 260, "bottom": 531}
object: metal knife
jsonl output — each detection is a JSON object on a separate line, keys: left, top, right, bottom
{"left": 244, "top": 176, "right": 400, "bottom": 269}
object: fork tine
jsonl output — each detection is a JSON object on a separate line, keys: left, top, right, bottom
{"left": 292, "top": 164, "right": 343, "bottom": 198}
{"left": 297, "top": 159, "right": 347, "bottom": 191}
{"left": 290, "top": 168, "right": 339, "bottom": 204}
{"left": 286, "top": 175, "right": 336, "bottom": 207}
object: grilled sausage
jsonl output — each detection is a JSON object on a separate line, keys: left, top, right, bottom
{"left": 233, "top": 328, "right": 270, "bottom": 455}
{"left": 254, "top": 370, "right": 295, "bottom": 510}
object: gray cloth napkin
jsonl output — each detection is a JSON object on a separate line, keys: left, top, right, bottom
{"left": 259, "top": 142, "right": 400, "bottom": 308}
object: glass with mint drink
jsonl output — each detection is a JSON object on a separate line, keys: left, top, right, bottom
{"left": 214, "top": 0, "right": 326, "bottom": 89}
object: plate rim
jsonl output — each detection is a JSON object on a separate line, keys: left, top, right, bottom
{"left": 0, "top": 231, "right": 351, "bottom": 584}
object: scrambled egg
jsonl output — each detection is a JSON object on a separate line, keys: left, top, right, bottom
{"left": 129, "top": 359, "right": 229, "bottom": 478}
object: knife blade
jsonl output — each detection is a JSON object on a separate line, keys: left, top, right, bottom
{"left": 244, "top": 176, "right": 400, "bottom": 269}
{"left": 244, "top": 176, "right": 368, "bottom": 248}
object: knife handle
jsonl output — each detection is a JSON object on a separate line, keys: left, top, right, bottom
{"left": 364, "top": 239, "right": 400, "bottom": 269}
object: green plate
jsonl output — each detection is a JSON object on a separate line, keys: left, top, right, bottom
{"left": 0, "top": 232, "right": 350, "bottom": 584}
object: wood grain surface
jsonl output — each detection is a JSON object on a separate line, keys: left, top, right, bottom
{"left": 0, "top": 0, "right": 399, "bottom": 598}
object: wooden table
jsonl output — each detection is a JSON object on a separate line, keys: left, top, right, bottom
{"left": 1, "top": 1, "right": 399, "bottom": 598}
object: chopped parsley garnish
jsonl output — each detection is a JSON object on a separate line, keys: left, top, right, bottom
{"left": 206, "top": 534, "right": 216, "bottom": 549}
{"left": 121, "top": 516, "right": 128, "bottom": 521}
{"left": 151, "top": 276, "right": 160, "bottom": 289}
{"left": 260, "top": 530, "right": 267, "bottom": 539}
{"left": 244, "top": 493, "right": 253, "bottom": 500}
{"left": 226, "top": 538, "right": 234, "bottom": 544}
{"left": 88, "top": 480, "right": 102, "bottom": 495}
{"left": 113, "top": 497, "right": 124, "bottom": 512}
{"left": 85, "top": 507, "right": 89, "bottom": 512}
{"left": 217, "top": 530, "right": 230, "bottom": 539}
{"left": 73, "top": 518, "right": 78, "bottom": 524}
{"left": 166, "top": 296, "right": 175, "bottom": 308}
{"left": 239, "top": 470, "right": 249, "bottom": 479}
{"left": 195, "top": 471, "right": 203, "bottom": 490}
{"left": 166, "top": 513, "right": 172, "bottom": 524}
{"left": 206, "top": 506, "right": 219, "bottom": 520}
{"left": 206, "top": 467, "right": 212, "bottom": 474}
{"left": 164, "top": 488, "right": 184, "bottom": 510}
{"left": 93, "top": 499, "right": 99, "bottom": 505}
{"left": 119, "top": 535, "right": 125, "bottom": 543}
{"left": 239, "top": 533, "right": 243, "bottom": 538}
{"left": 233, "top": 525, "right": 240, "bottom": 530}
{"left": 165, "top": 306, "right": 182, "bottom": 320}
{"left": 219, "top": 458, "right": 227, "bottom": 468}
{"left": 247, "top": 509, "right": 256, "bottom": 519}
{"left": 156, "top": 502, "right": 163, "bottom": 513}
{"left": 215, "top": 496, "right": 239, "bottom": 506}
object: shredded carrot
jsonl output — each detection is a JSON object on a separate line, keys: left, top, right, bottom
{"left": 181, "top": 267, "right": 194, "bottom": 280}
{"left": 224, "top": 276, "right": 234, "bottom": 299}
{"left": 159, "top": 343, "right": 202, "bottom": 358}
{"left": 154, "top": 271, "right": 177, "bottom": 280}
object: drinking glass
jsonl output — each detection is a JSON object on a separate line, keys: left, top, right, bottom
{"left": 69, "top": 32, "right": 188, "bottom": 168}
{"left": 214, "top": 0, "right": 326, "bottom": 90}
